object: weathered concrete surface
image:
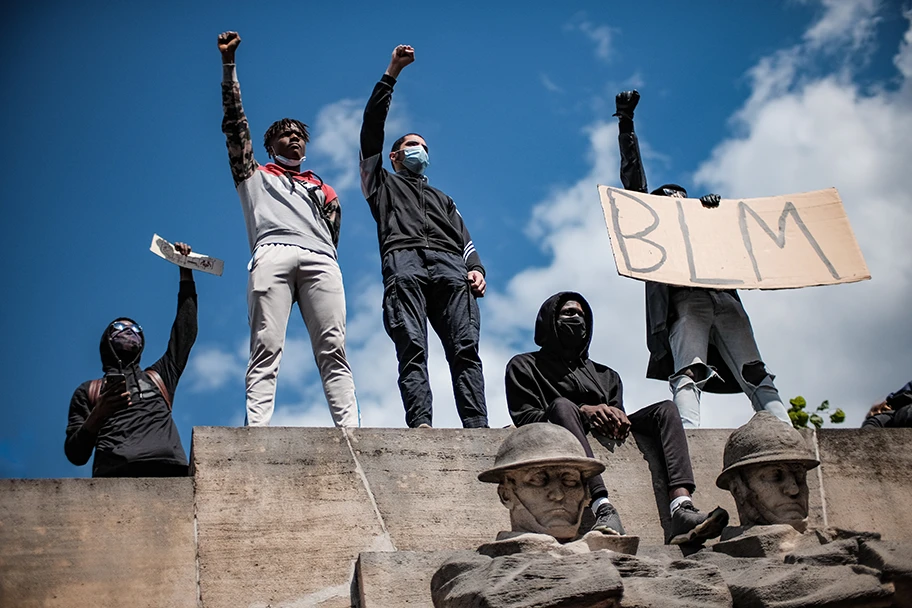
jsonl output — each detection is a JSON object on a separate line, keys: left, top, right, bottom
{"left": 347, "top": 428, "right": 509, "bottom": 551}
{"left": 0, "top": 478, "right": 197, "bottom": 608}
{"left": 192, "top": 426, "right": 829, "bottom": 608}
{"left": 356, "top": 550, "right": 468, "bottom": 608}
{"left": 816, "top": 428, "right": 912, "bottom": 540}
{"left": 3, "top": 426, "right": 906, "bottom": 607}
{"left": 192, "top": 427, "right": 391, "bottom": 608}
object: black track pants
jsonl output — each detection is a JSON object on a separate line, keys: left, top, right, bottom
{"left": 382, "top": 249, "right": 488, "bottom": 428}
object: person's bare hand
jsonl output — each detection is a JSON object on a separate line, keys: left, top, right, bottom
{"left": 386, "top": 45, "right": 415, "bottom": 78}
{"left": 867, "top": 400, "right": 893, "bottom": 418}
{"left": 218, "top": 31, "right": 241, "bottom": 62}
{"left": 580, "top": 404, "right": 631, "bottom": 440}
{"left": 468, "top": 270, "right": 486, "bottom": 297}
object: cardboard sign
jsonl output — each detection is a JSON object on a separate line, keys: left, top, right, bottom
{"left": 150, "top": 234, "right": 224, "bottom": 276}
{"left": 597, "top": 186, "right": 869, "bottom": 289}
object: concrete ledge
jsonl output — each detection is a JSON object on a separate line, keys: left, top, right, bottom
{"left": 0, "top": 478, "right": 197, "bottom": 608}
{"left": 817, "top": 428, "right": 912, "bottom": 539}
{"left": 2, "top": 426, "right": 908, "bottom": 608}
{"left": 192, "top": 427, "right": 390, "bottom": 608}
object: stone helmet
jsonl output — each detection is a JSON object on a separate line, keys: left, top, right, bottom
{"left": 478, "top": 423, "right": 605, "bottom": 484}
{"left": 716, "top": 412, "right": 819, "bottom": 491}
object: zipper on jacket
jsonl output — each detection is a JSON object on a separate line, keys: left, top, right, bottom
{"left": 420, "top": 179, "right": 429, "bottom": 247}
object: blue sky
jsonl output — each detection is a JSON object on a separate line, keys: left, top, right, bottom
{"left": 2, "top": 1, "right": 910, "bottom": 478}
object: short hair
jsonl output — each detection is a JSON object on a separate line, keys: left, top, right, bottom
{"left": 263, "top": 118, "right": 310, "bottom": 155}
{"left": 390, "top": 133, "right": 425, "bottom": 155}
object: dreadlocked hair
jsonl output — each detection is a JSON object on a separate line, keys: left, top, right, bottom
{"left": 263, "top": 118, "right": 310, "bottom": 156}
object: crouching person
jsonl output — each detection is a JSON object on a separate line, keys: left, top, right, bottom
{"left": 504, "top": 291, "right": 728, "bottom": 544}
{"left": 64, "top": 243, "right": 198, "bottom": 477}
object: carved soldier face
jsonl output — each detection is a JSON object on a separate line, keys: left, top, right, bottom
{"left": 498, "top": 465, "right": 587, "bottom": 541}
{"left": 734, "top": 462, "right": 809, "bottom": 531}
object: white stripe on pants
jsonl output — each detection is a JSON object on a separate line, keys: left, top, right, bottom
{"left": 246, "top": 244, "right": 358, "bottom": 427}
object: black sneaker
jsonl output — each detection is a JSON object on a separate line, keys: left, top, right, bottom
{"left": 592, "top": 502, "right": 626, "bottom": 536}
{"left": 668, "top": 503, "right": 729, "bottom": 545}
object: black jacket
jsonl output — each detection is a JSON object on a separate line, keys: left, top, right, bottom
{"left": 64, "top": 280, "right": 198, "bottom": 476}
{"left": 360, "top": 74, "right": 484, "bottom": 275}
{"left": 862, "top": 381, "right": 912, "bottom": 428}
{"left": 505, "top": 292, "right": 623, "bottom": 427}
{"left": 618, "top": 122, "right": 740, "bottom": 393}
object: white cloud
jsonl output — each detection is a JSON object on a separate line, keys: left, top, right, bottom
{"left": 191, "top": 5, "right": 911, "bottom": 432}
{"left": 188, "top": 344, "right": 246, "bottom": 392}
{"left": 896, "top": 9, "right": 912, "bottom": 78}
{"left": 692, "top": 6, "right": 912, "bottom": 424}
{"left": 803, "top": 0, "right": 881, "bottom": 51}
{"left": 565, "top": 16, "right": 616, "bottom": 62}
{"left": 540, "top": 73, "right": 563, "bottom": 93}
{"left": 309, "top": 98, "right": 408, "bottom": 194}
{"left": 308, "top": 99, "right": 364, "bottom": 192}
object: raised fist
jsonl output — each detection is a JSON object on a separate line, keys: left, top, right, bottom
{"left": 614, "top": 90, "right": 640, "bottom": 119}
{"left": 386, "top": 45, "right": 415, "bottom": 78}
{"left": 700, "top": 193, "right": 721, "bottom": 209}
{"left": 218, "top": 31, "right": 241, "bottom": 57}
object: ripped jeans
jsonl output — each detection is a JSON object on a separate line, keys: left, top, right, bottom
{"left": 667, "top": 288, "right": 789, "bottom": 428}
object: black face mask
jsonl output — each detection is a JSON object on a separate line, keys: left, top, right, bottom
{"left": 110, "top": 331, "right": 143, "bottom": 361}
{"left": 556, "top": 316, "right": 588, "bottom": 353}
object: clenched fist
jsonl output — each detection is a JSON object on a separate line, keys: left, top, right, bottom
{"left": 218, "top": 31, "right": 241, "bottom": 62}
{"left": 386, "top": 44, "right": 415, "bottom": 79}
{"left": 614, "top": 90, "right": 640, "bottom": 120}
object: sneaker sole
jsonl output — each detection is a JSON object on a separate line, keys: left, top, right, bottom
{"left": 668, "top": 506, "right": 729, "bottom": 546}
{"left": 591, "top": 524, "right": 623, "bottom": 536}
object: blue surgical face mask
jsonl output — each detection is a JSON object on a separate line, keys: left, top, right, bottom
{"left": 400, "top": 146, "right": 429, "bottom": 174}
{"left": 274, "top": 153, "right": 305, "bottom": 167}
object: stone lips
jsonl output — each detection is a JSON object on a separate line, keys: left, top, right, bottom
{"left": 716, "top": 412, "right": 820, "bottom": 490}
{"left": 478, "top": 423, "right": 606, "bottom": 483}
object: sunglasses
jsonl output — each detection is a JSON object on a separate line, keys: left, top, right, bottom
{"left": 111, "top": 321, "right": 142, "bottom": 335}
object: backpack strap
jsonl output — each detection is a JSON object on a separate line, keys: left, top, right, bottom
{"left": 87, "top": 379, "right": 103, "bottom": 409}
{"left": 145, "top": 369, "right": 172, "bottom": 409}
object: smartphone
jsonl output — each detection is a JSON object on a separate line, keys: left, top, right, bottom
{"left": 103, "top": 373, "right": 126, "bottom": 391}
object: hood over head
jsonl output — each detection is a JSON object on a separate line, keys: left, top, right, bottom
{"left": 650, "top": 183, "right": 687, "bottom": 197}
{"left": 99, "top": 316, "right": 144, "bottom": 372}
{"left": 533, "top": 291, "right": 594, "bottom": 361}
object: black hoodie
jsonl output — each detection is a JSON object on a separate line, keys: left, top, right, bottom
{"left": 64, "top": 280, "right": 197, "bottom": 476}
{"left": 505, "top": 292, "right": 623, "bottom": 427}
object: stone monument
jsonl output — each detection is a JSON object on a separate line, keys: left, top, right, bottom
{"left": 430, "top": 423, "right": 730, "bottom": 608}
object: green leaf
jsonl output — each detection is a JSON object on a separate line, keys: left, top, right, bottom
{"left": 809, "top": 414, "right": 824, "bottom": 429}
{"left": 816, "top": 400, "right": 830, "bottom": 412}
{"left": 830, "top": 409, "right": 846, "bottom": 424}
{"left": 793, "top": 410, "right": 809, "bottom": 428}
{"left": 789, "top": 396, "right": 807, "bottom": 409}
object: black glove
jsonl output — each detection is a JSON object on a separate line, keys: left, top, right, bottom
{"left": 613, "top": 90, "right": 640, "bottom": 120}
{"left": 700, "top": 194, "right": 721, "bottom": 208}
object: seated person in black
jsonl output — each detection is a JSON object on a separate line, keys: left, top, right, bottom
{"left": 504, "top": 291, "right": 728, "bottom": 544}
{"left": 862, "top": 380, "right": 912, "bottom": 428}
{"left": 65, "top": 242, "right": 198, "bottom": 477}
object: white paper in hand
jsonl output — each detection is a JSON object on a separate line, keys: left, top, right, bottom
{"left": 150, "top": 234, "right": 224, "bottom": 276}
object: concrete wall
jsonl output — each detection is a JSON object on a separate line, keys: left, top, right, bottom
{"left": 1, "top": 427, "right": 909, "bottom": 607}
{"left": 0, "top": 478, "right": 197, "bottom": 608}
